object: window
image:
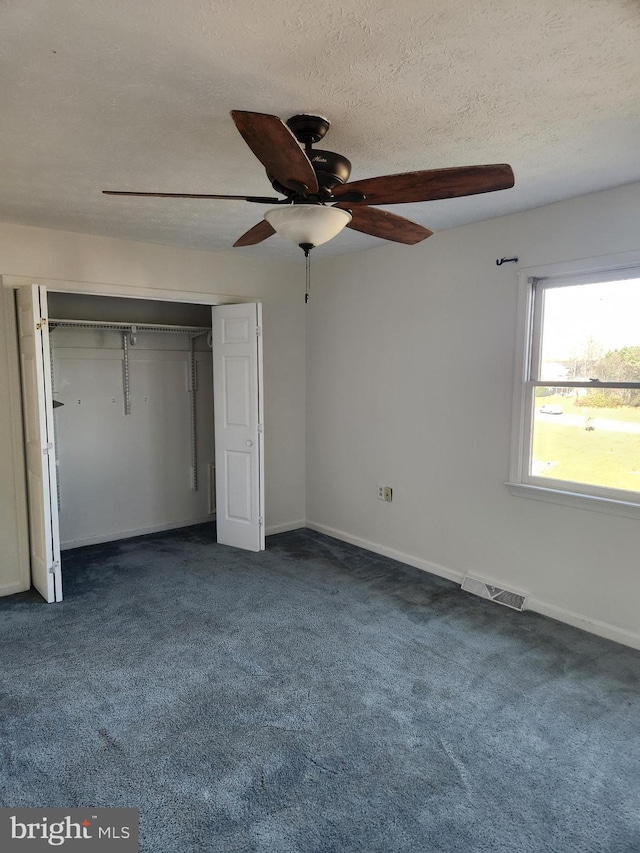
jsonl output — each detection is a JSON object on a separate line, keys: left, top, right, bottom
{"left": 509, "top": 259, "right": 640, "bottom": 514}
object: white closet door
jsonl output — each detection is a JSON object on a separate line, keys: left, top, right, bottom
{"left": 16, "top": 285, "right": 62, "bottom": 602}
{"left": 212, "top": 302, "right": 265, "bottom": 551}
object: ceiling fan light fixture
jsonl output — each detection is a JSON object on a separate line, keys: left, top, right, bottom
{"left": 264, "top": 205, "right": 352, "bottom": 249}
{"left": 105, "top": 112, "right": 514, "bottom": 251}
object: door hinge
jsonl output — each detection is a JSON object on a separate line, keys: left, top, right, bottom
{"left": 48, "top": 560, "right": 59, "bottom": 575}
{"left": 255, "top": 326, "right": 262, "bottom": 337}
{"left": 36, "top": 317, "right": 47, "bottom": 330}
{"left": 42, "top": 442, "right": 54, "bottom": 454}
{"left": 257, "top": 423, "right": 263, "bottom": 434}
{"left": 258, "top": 517, "right": 264, "bottom": 526}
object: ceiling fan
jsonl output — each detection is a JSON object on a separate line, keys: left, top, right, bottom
{"left": 103, "top": 111, "right": 514, "bottom": 253}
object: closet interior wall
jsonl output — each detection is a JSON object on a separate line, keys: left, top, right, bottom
{"left": 47, "top": 292, "right": 215, "bottom": 549}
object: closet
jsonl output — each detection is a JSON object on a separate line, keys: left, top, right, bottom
{"left": 48, "top": 291, "right": 215, "bottom": 550}
{"left": 16, "top": 285, "right": 265, "bottom": 603}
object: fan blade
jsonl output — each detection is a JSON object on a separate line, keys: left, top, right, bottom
{"left": 231, "top": 111, "right": 319, "bottom": 195}
{"left": 332, "top": 164, "right": 514, "bottom": 205}
{"left": 102, "top": 190, "right": 280, "bottom": 203}
{"left": 335, "top": 204, "right": 433, "bottom": 244}
{"left": 233, "top": 219, "right": 276, "bottom": 247}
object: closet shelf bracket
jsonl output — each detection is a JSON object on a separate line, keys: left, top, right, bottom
{"left": 189, "top": 337, "right": 198, "bottom": 491}
{"left": 122, "top": 333, "right": 131, "bottom": 415}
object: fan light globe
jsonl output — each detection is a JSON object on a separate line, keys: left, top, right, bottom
{"left": 264, "top": 205, "right": 352, "bottom": 248}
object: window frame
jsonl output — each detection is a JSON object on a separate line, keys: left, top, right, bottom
{"left": 508, "top": 251, "right": 640, "bottom": 518}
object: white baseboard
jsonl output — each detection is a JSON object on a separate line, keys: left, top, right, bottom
{"left": 305, "top": 520, "right": 640, "bottom": 651}
{"left": 527, "top": 598, "right": 640, "bottom": 650}
{"left": 62, "top": 516, "right": 304, "bottom": 550}
{"left": 60, "top": 516, "right": 215, "bottom": 550}
{"left": 266, "top": 520, "right": 306, "bottom": 536}
{"left": 305, "top": 521, "right": 464, "bottom": 585}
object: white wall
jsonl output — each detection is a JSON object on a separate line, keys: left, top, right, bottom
{"left": 0, "top": 287, "right": 30, "bottom": 596}
{"left": 306, "top": 181, "right": 640, "bottom": 649}
{"left": 0, "top": 222, "right": 305, "bottom": 595}
{"left": 53, "top": 328, "right": 215, "bottom": 548}
{"left": 3, "top": 185, "right": 640, "bottom": 648}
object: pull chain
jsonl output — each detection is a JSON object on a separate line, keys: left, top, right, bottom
{"left": 300, "top": 242, "right": 313, "bottom": 304}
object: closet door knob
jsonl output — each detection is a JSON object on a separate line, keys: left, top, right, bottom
{"left": 245, "top": 440, "right": 253, "bottom": 447}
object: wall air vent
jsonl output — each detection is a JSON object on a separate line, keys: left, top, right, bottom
{"left": 461, "top": 576, "right": 527, "bottom": 612}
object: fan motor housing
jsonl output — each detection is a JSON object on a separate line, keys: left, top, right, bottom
{"left": 269, "top": 149, "right": 352, "bottom": 197}
{"left": 308, "top": 149, "right": 352, "bottom": 189}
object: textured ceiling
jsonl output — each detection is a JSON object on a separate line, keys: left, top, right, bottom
{"left": 1, "top": 0, "right": 640, "bottom": 261}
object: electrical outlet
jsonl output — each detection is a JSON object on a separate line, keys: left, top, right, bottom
{"left": 377, "top": 485, "right": 393, "bottom": 502}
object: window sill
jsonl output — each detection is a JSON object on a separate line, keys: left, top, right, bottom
{"left": 506, "top": 482, "right": 640, "bottom": 520}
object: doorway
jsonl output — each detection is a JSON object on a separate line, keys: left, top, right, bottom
{"left": 16, "top": 284, "right": 265, "bottom": 603}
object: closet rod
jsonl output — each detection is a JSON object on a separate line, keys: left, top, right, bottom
{"left": 48, "top": 319, "right": 210, "bottom": 335}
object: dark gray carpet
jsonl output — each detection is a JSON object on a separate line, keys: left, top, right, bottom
{"left": 1, "top": 525, "right": 639, "bottom": 852}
